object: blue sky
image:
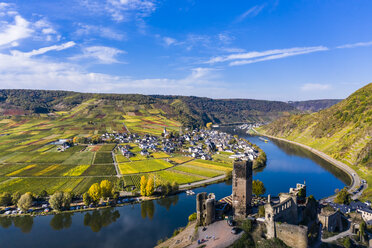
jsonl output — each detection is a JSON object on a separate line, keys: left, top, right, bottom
{"left": 0, "top": 0, "right": 371, "bottom": 100}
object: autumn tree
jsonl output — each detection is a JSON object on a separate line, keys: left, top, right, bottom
{"left": 146, "top": 177, "right": 154, "bottom": 196}
{"left": 83, "top": 192, "right": 92, "bottom": 206}
{"left": 252, "top": 180, "right": 266, "bottom": 197}
{"left": 88, "top": 183, "right": 102, "bottom": 204}
{"left": 100, "top": 180, "right": 113, "bottom": 200}
{"left": 140, "top": 176, "right": 147, "bottom": 196}
{"left": 17, "top": 193, "right": 33, "bottom": 212}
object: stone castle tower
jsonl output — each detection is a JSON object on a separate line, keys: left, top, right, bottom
{"left": 196, "top": 192, "right": 216, "bottom": 226}
{"left": 232, "top": 160, "right": 252, "bottom": 219}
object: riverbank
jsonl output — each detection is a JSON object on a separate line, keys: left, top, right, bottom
{"left": 0, "top": 174, "right": 230, "bottom": 218}
{"left": 255, "top": 130, "right": 362, "bottom": 200}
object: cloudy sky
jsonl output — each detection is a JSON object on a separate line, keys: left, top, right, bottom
{"left": 0, "top": 0, "right": 371, "bottom": 100}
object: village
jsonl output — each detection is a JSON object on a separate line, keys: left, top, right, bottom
{"left": 100, "top": 128, "right": 260, "bottom": 162}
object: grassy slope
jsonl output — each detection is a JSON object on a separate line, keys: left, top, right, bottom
{"left": 259, "top": 83, "right": 372, "bottom": 200}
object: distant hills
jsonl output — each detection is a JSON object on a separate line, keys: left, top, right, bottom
{"left": 288, "top": 99, "right": 342, "bottom": 112}
{"left": 260, "top": 83, "right": 371, "bottom": 199}
{"left": 0, "top": 89, "right": 341, "bottom": 128}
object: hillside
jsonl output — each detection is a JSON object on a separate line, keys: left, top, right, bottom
{"left": 0, "top": 89, "right": 342, "bottom": 128}
{"left": 288, "top": 99, "right": 342, "bottom": 112}
{"left": 260, "top": 83, "right": 372, "bottom": 199}
{"left": 0, "top": 89, "right": 298, "bottom": 128}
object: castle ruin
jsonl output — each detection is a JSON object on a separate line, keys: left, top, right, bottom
{"left": 196, "top": 192, "right": 216, "bottom": 226}
{"left": 264, "top": 183, "right": 308, "bottom": 248}
{"left": 232, "top": 160, "right": 252, "bottom": 219}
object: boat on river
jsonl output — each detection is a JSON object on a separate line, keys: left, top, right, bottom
{"left": 259, "top": 137, "right": 269, "bottom": 143}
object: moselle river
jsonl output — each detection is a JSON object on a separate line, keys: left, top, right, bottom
{"left": 0, "top": 132, "right": 348, "bottom": 248}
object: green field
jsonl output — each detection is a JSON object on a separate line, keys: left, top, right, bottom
{"left": 93, "top": 152, "right": 113, "bottom": 164}
{"left": 155, "top": 170, "right": 204, "bottom": 185}
{"left": 0, "top": 96, "right": 227, "bottom": 194}
{"left": 118, "top": 159, "right": 173, "bottom": 174}
{"left": 172, "top": 164, "right": 223, "bottom": 178}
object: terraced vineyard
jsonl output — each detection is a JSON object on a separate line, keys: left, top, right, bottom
{"left": 0, "top": 96, "right": 237, "bottom": 195}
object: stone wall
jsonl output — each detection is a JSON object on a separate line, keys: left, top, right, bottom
{"left": 196, "top": 192, "right": 215, "bottom": 226}
{"left": 318, "top": 210, "right": 343, "bottom": 232}
{"left": 275, "top": 222, "right": 308, "bottom": 248}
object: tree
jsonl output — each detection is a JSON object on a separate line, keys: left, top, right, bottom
{"left": 146, "top": 177, "right": 154, "bottom": 196}
{"left": 258, "top": 205, "right": 265, "bottom": 217}
{"left": 188, "top": 212, "right": 197, "bottom": 222}
{"left": 298, "top": 188, "right": 306, "bottom": 198}
{"left": 63, "top": 192, "right": 72, "bottom": 209}
{"left": 17, "top": 193, "right": 33, "bottom": 212}
{"left": 49, "top": 192, "right": 64, "bottom": 211}
{"left": 83, "top": 192, "right": 92, "bottom": 206}
{"left": 343, "top": 236, "right": 351, "bottom": 248}
{"left": 100, "top": 180, "right": 113, "bottom": 199}
{"left": 11, "top": 192, "right": 21, "bottom": 205}
{"left": 40, "top": 190, "right": 48, "bottom": 198}
{"left": 252, "top": 180, "right": 266, "bottom": 196}
{"left": 140, "top": 176, "right": 147, "bottom": 196}
{"left": 161, "top": 182, "right": 172, "bottom": 195}
{"left": 171, "top": 182, "right": 179, "bottom": 192}
{"left": 91, "top": 135, "right": 101, "bottom": 144}
{"left": 88, "top": 183, "right": 101, "bottom": 204}
{"left": 334, "top": 187, "right": 351, "bottom": 204}
{"left": 241, "top": 219, "right": 253, "bottom": 233}
{"left": 0, "top": 192, "right": 11, "bottom": 206}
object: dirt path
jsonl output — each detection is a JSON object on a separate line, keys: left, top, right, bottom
{"left": 179, "top": 175, "right": 226, "bottom": 189}
{"left": 111, "top": 145, "right": 121, "bottom": 177}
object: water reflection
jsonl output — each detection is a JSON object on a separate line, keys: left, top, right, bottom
{"left": 156, "top": 195, "right": 179, "bottom": 211}
{"left": 0, "top": 217, "right": 12, "bottom": 229}
{"left": 270, "top": 139, "right": 351, "bottom": 185}
{"left": 141, "top": 200, "right": 155, "bottom": 220}
{"left": 13, "top": 216, "right": 33, "bottom": 233}
{"left": 50, "top": 213, "right": 72, "bottom": 230}
{"left": 83, "top": 209, "right": 120, "bottom": 232}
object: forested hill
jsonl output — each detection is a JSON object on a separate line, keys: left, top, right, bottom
{"left": 151, "top": 95, "right": 296, "bottom": 124}
{"left": 288, "top": 99, "right": 342, "bottom": 112}
{"left": 260, "top": 83, "right": 372, "bottom": 198}
{"left": 0, "top": 89, "right": 340, "bottom": 127}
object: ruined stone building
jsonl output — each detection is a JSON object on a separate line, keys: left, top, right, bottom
{"left": 232, "top": 160, "right": 252, "bottom": 219}
{"left": 196, "top": 192, "right": 216, "bottom": 226}
{"left": 318, "top": 207, "right": 343, "bottom": 232}
{"left": 264, "top": 183, "right": 309, "bottom": 248}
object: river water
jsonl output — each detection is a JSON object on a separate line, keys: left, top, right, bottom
{"left": 0, "top": 132, "right": 348, "bottom": 248}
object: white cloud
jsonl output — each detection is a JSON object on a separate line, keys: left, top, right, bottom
{"left": 0, "top": 6, "right": 60, "bottom": 48}
{"left": 236, "top": 5, "right": 265, "bottom": 22}
{"left": 81, "top": 0, "right": 156, "bottom": 22}
{"left": 187, "top": 67, "right": 216, "bottom": 81}
{"left": 163, "top": 37, "right": 177, "bottom": 46}
{"left": 75, "top": 24, "right": 126, "bottom": 41}
{"left": 72, "top": 46, "right": 125, "bottom": 64}
{"left": 0, "top": 49, "right": 223, "bottom": 96}
{"left": 207, "top": 46, "right": 328, "bottom": 66}
{"left": 301, "top": 83, "right": 331, "bottom": 91}
{"left": 11, "top": 41, "right": 76, "bottom": 57}
{"left": 0, "top": 15, "right": 33, "bottom": 47}
{"left": 337, "top": 41, "right": 372, "bottom": 49}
